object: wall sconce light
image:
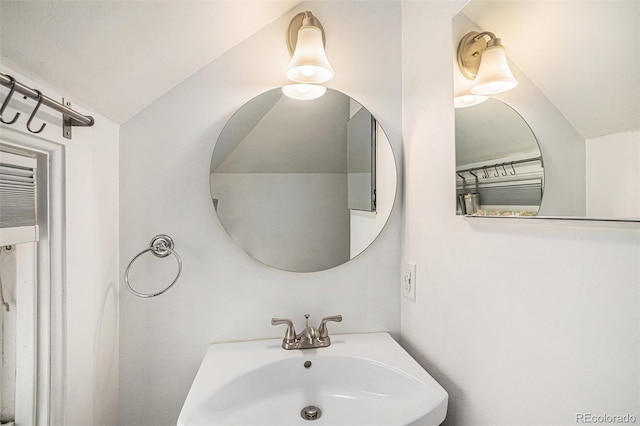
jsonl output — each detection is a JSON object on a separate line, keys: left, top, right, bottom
{"left": 282, "top": 11, "right": 333, "bottom": 100}
{"left": 456, "top": 31, "right": 518, "bottom": 96}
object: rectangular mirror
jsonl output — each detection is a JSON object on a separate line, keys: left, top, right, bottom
{"left": 453, "top": 1, "right": 639, "bottom": 221}
{"left": 347, "top": 104, "right": 376, "bottom": 212}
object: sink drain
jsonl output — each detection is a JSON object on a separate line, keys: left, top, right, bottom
{"left": 301, "top": 405, "right": 322, "bottom": 421}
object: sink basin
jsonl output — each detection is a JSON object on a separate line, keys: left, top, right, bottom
{"left": 177, "top": 332, "right": 448, "bottom": 426}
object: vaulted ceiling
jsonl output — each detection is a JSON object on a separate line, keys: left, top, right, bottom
{"left": 0, "top": 1, "right": 299, "bottom": 123}
{"left": 1, "top": 1, "right": 638, "bottom": 139}
{"left": 461, "top": 0, "right": 639, "bottom": 139}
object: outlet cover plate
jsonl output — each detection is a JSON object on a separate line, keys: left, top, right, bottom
{"left": 401, "top": 261, "right": 416, "bottom": 302}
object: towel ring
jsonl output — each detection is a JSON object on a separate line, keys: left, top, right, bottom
{"left": 125, "top": 234, "right": 182, "bottom": 298}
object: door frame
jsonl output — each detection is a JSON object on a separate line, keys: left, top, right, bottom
{"left": 1, "top": 126, "right": 66, "bottom": 426}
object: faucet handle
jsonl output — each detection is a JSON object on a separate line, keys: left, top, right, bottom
{"left": 318, "top": 315, "right": 342, "bottom": 339}
{"left": 271, "top": 318, "right": 296, "bottom": 341}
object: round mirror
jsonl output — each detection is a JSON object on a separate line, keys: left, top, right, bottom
{"left": 210, "top": 88, "right": 397, "bottom": 272}
{"left": 455, "top": 98, "right": 544, "bottom": 216}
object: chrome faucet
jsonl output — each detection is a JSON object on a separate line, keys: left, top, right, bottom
{"left": 271, "top": 314, "right": 342, "bottom": 350}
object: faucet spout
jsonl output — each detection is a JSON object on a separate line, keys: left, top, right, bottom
{"left": 297, "top": 324, "right": 319, "bottom": 348}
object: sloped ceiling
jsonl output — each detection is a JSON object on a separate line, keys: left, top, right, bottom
{"left": 0, "top": 1, "right": 299, "bottom": 124}
{"left": 214, "top": 89, "right": 349, "bottom": 174}
{"left": 2, "top": 0, "right": 637, "bottom": 136}
{"left": 461, "top": 0, "right": 640, "bottom": 139}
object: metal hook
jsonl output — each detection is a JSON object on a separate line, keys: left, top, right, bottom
{"left": 510, "top": 162, "right": 516, "bottom": 175}
{"left": 501, "top": 163, "right": 508, "bottom": 176}
{"left": 457, "top": 172, "right": 467, "bottom": 191}
{"left": 0, "top": 75, "right": 21, "bottom": 125}
{"left": 469, "top": 170, "right": 479, "bottom": 191}
{"left": 493, "top": 164, "right": 500, "bottom": 177}
{"left": 482, "top": 166, "right": 489, "bottom": 178}
{"left": 26, "top": 90, "right": 46, "bottom": 134}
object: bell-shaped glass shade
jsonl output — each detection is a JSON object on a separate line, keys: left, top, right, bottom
{"left": 282, "top": 84, "right": 327, "bottom": 100}
{"left": 286, "top": 24, "right": 334, "bottom": 84}
{"left": 470, "top": 45, "right": 518, "bottom": 95}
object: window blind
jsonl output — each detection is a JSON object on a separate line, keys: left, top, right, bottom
{"left": 0, "top": 151, "right": 37, "bottom": 229}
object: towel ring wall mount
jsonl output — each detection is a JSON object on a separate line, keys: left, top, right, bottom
{"left": 125, "top": 234, "right": 182, "bottom": 298}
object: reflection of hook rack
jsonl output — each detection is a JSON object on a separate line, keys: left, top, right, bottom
{"left": 469, "top": 170, "right": 479, "bottom": 190}
{"left": 456, "top": 156, "right": 542, "bottom": 177}
{"left": 457, "top": 172, "right": 466, "bottom": 191}
{"left": 125, "top": 234, "right": 183, "bottom": 298}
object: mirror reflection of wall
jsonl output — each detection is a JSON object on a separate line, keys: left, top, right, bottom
{"left": 210, "top": 88, "right": 396, "bottom": 273}
{"left": 453, "top": 1, "right": 640, "bottom": 220}
{"left": 347, "top": 101, "right": 376, "bottom": 213}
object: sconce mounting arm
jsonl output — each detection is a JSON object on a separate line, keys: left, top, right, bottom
{"left": 286, "top": 11, "right": 326, "bottom": 55}
{"left": 457, "top": 31, "right": 500, "bottom": 80}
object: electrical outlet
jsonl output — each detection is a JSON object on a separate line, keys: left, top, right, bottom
{"left": 401, "top": 261, "right": 416, "bottom": 302}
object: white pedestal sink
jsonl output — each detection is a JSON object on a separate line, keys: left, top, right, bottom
{"left": 178, "top": 332, "right": 447, "bottom": 426}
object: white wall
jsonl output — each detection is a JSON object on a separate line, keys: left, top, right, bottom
{"left": 587, "top": 130, "right": 640, "bottom": 218}
{"left": 0, "top": 66, "right": 119, "bottom": 425}
{"left": 118, "top": 2, "right": 402, "bottom": 425}
{"left": 351, "top": 124, "right": 397, "bottom": 257}
{"left": 64, "top": 111, "right": 119, "bottom": 426}
{"left": 401, "top": 2, "right": 639, "bottom": 426}
{"left": 210, "top": 172, "right": 350, "bottom": 272}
